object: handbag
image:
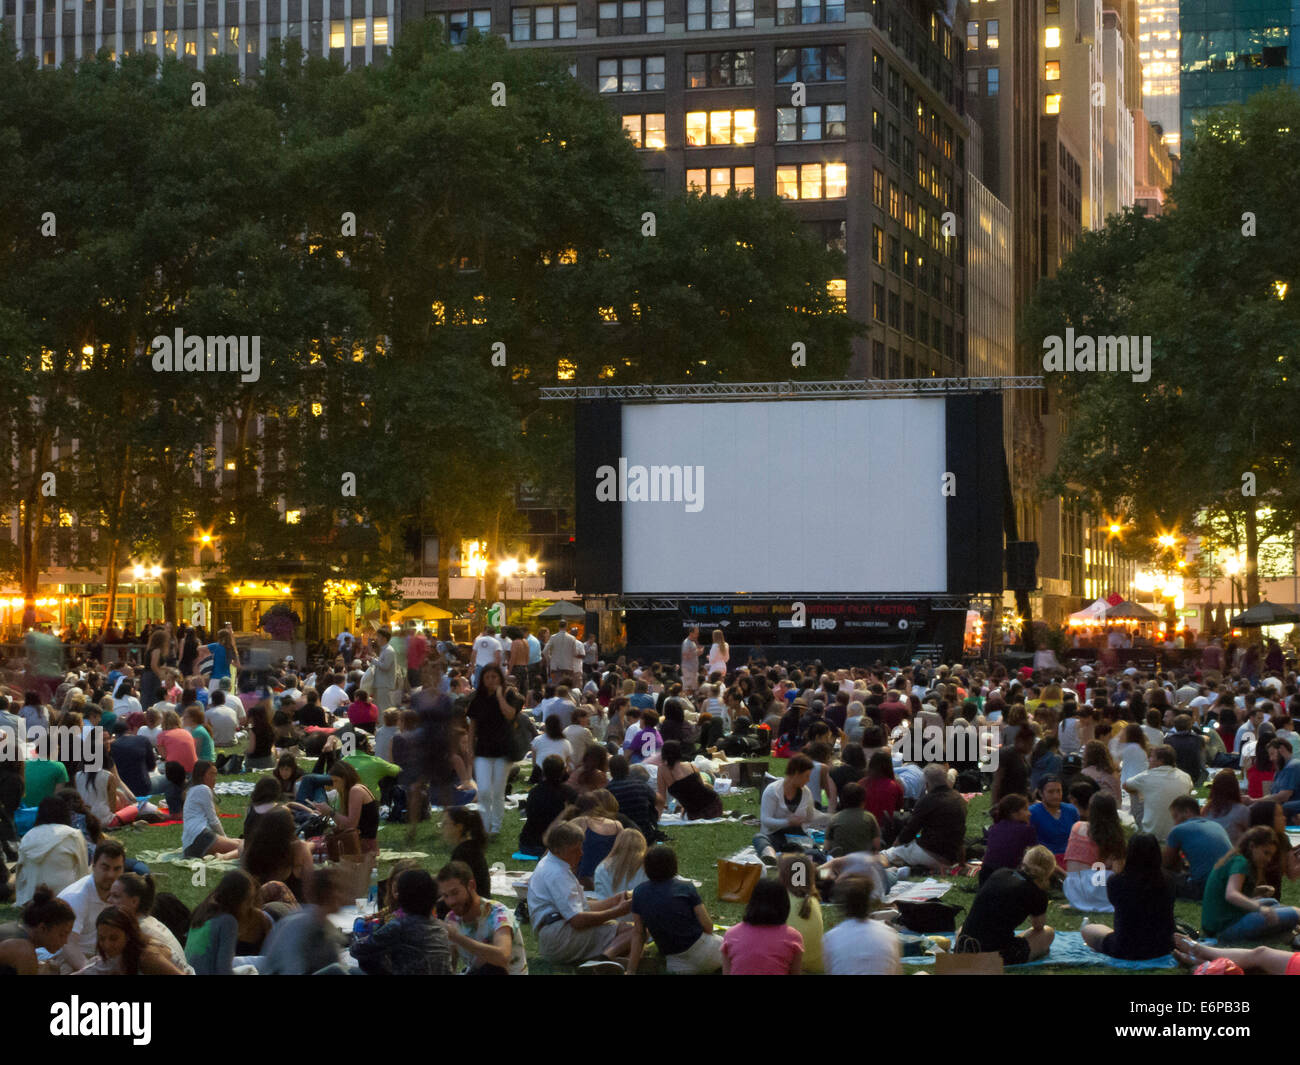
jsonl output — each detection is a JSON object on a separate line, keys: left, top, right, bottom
{"left": 716, "top": 859, "right": 763, "bottom": 904}
{"left": 508, "top": 711, "right": 537, "bottom": 762}
{"left": 894, "top": 899, "right": 963, "bottom": 934}
{"left": 324, "top": 818, "right": 362, "bottom": 861}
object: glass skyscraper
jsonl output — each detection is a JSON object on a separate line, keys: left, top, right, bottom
{"left": 1180, "top": 0, "right": 1299, "bottom": 146}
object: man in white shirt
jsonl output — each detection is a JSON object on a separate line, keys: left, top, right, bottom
{"left": 57, "top": 839, "right": 126, "bottom": 972}
{"left": 471, "top": 626, "right": 503, "bottom": 688}
{"left": 822, "top": 877, "right": 902, "bottom": 975}
{"left": 205, "top": 693, "right": 242, "bottom": 746}
{"left": 543, "top": 622, "right": 583, "bottom": 686}
{"left": 1123, "top": 746, "right": 1193, "bottom": 842}
{"left": 320, "top": 675, "right": 350, "bottom": 714}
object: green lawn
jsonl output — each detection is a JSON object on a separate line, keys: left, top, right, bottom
{"left": 7, "top": 756, "right": 1297, "bottom": 974}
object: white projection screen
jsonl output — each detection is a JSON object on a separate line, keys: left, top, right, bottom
{"left": 618, "top": 398, "right": 949, "bottom": 594}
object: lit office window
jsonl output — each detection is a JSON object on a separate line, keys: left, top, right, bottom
{"left": 1045, "top": 26, "right": 1060, "bottom": 48}
{"left": 1045, "top": 60, "right": 1060, "bottom": 80}
{"left": 1045, "top": 92, "right": 1061, "bottom": 114}
{"left": 330, "top": 19, "right": 346, "bottom": 47}
{"left": 985, "top": 19, "right": 998, "bottom": 48}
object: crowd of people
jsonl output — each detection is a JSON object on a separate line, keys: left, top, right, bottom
{"left": 1, "top": 613, "right": 1299, "bottom": 976}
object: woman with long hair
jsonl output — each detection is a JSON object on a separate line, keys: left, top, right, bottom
{"left": 567, "top": 744, "right": 609, "bottom": 794}
{"left": 245, "top": 700, "right": 276, "bottom": 769}
{"left": 562, "top": 791, "right": 623, "bottom": 891}
{"left": 186, "top": 869, "right": 260, "bottom": 975}
{"left": 106, "top": 872, "right": 193, "bottom": 973}
{"left": 594, "top": 826, "right": 647, "bottom": 897}
{"left": 242, "top": 806, "right": 314, "bottom": 900}
{"left": 76, "top": 907, "right": 182, "bottom": 975}
{"left": 1246, "top": 799, "right": 1300, "bottom": 897}
{"left": 657, "top": 739, "right": 723, "bottom": 820}
{"left": 1082, "top": 833, "right": 1176, "bottom": 961}
{"left": 707, "top": 629, "right": 729, "bottom": 682}
{"left": 182, "top": 760, "right": 242, "bottom": 860}
{"left": 316, "top": 759, "right": 380, "bottom": 856}
{"left": 779, "top": 853, "right": 824, "bottom": 974}
{"left": 464, "top": 663, "right": 519, "bottom": 838}
{"left": 1202, "top": 768, "right": 1251, "bottom": 844}
{"left": 200, "top": 627, "right": 240, "bottom": 693}
{"left": 1062, "top": 792, "right": 1126, "bottom": 911}
{"left": 861, "top": 750, "right": 904, "bottom": 839}
{"left": 1200, "top": 824, "right": 1300, "bottom": 942}
{"left": 441, "top": 806, "right": 491, "bottom": 906}
{"left": 140, "top": 627, "right": 168, "bottom": 710}
{"left": 1080, "top": 739, "right": 1120, "bottom": 802}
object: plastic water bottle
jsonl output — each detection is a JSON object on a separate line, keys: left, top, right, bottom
{"left": 367, "top": 866, "right": 380, "bottom": 912}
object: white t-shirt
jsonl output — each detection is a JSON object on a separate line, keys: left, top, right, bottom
{"left": 138, "top": 725, "right": 163, "bottom": 746}
{"left": 544, "top": 632, "right": 583, "bottom": 674}
{"left": 472, "top": 635, "right": 502, "bottom": 668}
{"left": 823, "top": 917, "right": 902, "bottom": 976}
{"left": 535, "top": 696, "right": 573, "bottom": 728}
{"left": 530, "top": 734, "right": 573, "bottom": 767}
{"left": 113, "top": 694, "right": 143, "bottom": 718}
{"left": 321, "top": 684, "right": 350, "bottom": 713}
{"left": 58, "top": 874, "right": 109, "bottom": 967}
{"left": 141, "top": 914, "right": 194, "bottom": 974}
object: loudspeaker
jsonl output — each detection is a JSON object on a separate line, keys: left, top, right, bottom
{"left": 1006, "top": 541, "right": 1039, "bottom": 591}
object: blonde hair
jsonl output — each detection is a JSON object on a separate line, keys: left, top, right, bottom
{"left": 1020, "top": 845, "right": 1057, "bottom": 888}
{"left": 596, "top": 829, "right": 646, "bottom": 894}
{"left": 382, "top": 708, "right": 400, "bottom": 726}
{"left": 162, "top": 709, "right": 183, "bottom": 730}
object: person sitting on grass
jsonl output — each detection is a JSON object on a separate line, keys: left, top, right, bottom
{"left": 881, "top": 764, "right": 966, "bottom": 874}
{"left": 594, "top": 827, "right": 647, "bottom": 898}
{"left": 1174, "top": 933, "right": 1300, "bottom": 975}
{"left": 626, "top": 844, "right": 723, "bottom": 975}
{"left": 438, "top": 860, "right": 529, "bottom": 975}
{"left": 181, "top": 760, "right": 242, "bottom": 861}
{"left": 106, "top": 871, "right": 193, "bottom": 974}
{"left": 955, "top": 844, "right": 1056, "bottom": 965}
{"left": 74, "top": 906, "right": 184, "bottom": 975}
{"left": 822, "top": 876, "right": 902, "bottom": 976}
{"left": 1162, "top": 794, "right": 1232, "bottom": 901}
{"left": 780, "top": 853, "right": 824, "bottom": 974}
{"left": 824, "top": 782, "right": 881, "bottom": 858}
{"left": 979, "top": 794, "right": 1037, "bottom": 886}
{"left": 1081, "top": 832, "right": 1176, "bottom": 962}
{"left": 1061, "top": 792, "right": 1125, "bottom": 911}
{"left": 442, "top": 807, "right": 492, "bottom": 910}
{"left": 350, "top": 867, "right": 451, "bottom": 975}
{"left": 1027, "top": 776, "right": 1079, "bottom": 859}
{"left": 525, "top": 821, "right": 635, "bottom": 974}
{"left": 186, "top": 869, "right": 260, "bottom": 976}
{"left": 720, "top": 878, "right": 803, "bottom": 975}
{"left": 1198, "top": 825, "right": 1300, "bottom": 943}
{"left": 261, "top": 866, "right": 347, "bottom": 975}
{"left": 754, "top": 755, "right": 822, "bottom": 867}
{"left": 0, "top": 887, "right": 75, "bottom": 976}
{"left": 518, "top": 754, "right": 576, "bottom": 858}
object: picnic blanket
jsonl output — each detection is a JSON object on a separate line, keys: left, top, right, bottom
{"left": 884, "top": 878, "right": 953, "bottom": 903}
{"left": 144, "top": 813, "right": 238, "bottom": 828}
{"left": 489, "top": 867, "right": 533, "bottom": 899}
{"left": 659, "top": 811, "right": 747, "bottom": 827}
{"left": 906, "top": 931, "right": 1179, "bottom": 970}
{"left": 214, "top": 781, "right": 259, "bottom": 796}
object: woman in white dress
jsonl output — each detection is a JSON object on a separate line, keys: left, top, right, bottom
{"left": 707, "top": 629, "right": 729, "bottom": 680}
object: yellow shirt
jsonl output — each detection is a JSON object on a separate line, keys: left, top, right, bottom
{"left": 786, "top": 893, "right": 824, "bottom": 974}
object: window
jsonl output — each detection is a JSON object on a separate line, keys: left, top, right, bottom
{"left": 812, "top": 218, "right": 846, "bottom": 253}
{"left": 687, "top": 0, "right": 753, "bottom": 31}
{"left": 776, "top": 104, "right": 845, "bottom": 141}
{"left": 598, "top": 0, "right": 664, "bottom": 35}
{"left": 872, "top": 167, "right": 884, "bottom": 207}
{"left": 1045, "top": 93, "right": 1060, "bottom": 114}
{"left": 903, "top": 301, "right": 915, "bottom": 337}
{"left": 887, "top": 291, "right": 900, "bottom": 328}
{"left": 871, "top": 109, "right": 883, "bottom": 148}
{"left": 623, "top": 112, "right": 666, "bottom": 148}
{"left": 599, "top": 55, "right": 665, "bottom": 92}
{"left": 965, "top": 20, "right": 977, "bottom": 49}
{"left": 374, "top": 16, "right": 390, "bottom": 44}
{"left": 889, "top": 347, "right": 901, "bottom": 378}
{"left": 887, "top": 67, "right": 900, "bottom": 105}
{"left": 873, "top": 284, "right": 885, "bottom": 322}
{"left": 903, "top": 193, "right": 915, "bottom": 231}
{"left": 902, "top": 244, "right": 913, "bottom": 283}
{"left": 330, "top": 19, "right": 345, "bottom": 47}
{"left": 352, "top": 18, "right": 366, "bottom": 45}
{"left": 872, "top": 50, "right": 883, "bottom": 89}
{"left": 775, "top": 161, "right": 846, "bottom": 199}
{"left": 1045, "top": 26, "right": 1060, "bottom": 49}
{"left": 985, "top": 19, "right": 997, "bottom": 48}
{"left": 776, "top": 0, "right": 843, "bottom": 24}
{"left": 986, "top": 67, "right": 998, "bottom": 95}
{"left": 512, "top": 5, "right": 577, "bottom": 41}
{"left": 686, "top": 50, "right": 755, "bottom": 88}
{"left": 687, "top": 109, "right": 756, "bottom": 145}
{"left": 1044, "top": 60, "right": 1060, "bottom": 81}
{"left": 888, "top": 235, "right": 900, "bottom": 274}
{"left": 872, "top": 225, "right": 884, "bottom": 265}
{"left": 448, "top": 10, "right": 490, "bottom": 43}
{"left": 888, "top": 181, "right": 899, "bottom": 219}
{"left": 775, "top": 44, "right": 846, "bottom": 83}
{"left": 887, "top": 122, "right": 899, "bottom": 161}
{"left": 686, "top": 166, "right": 755, "bottom": 195}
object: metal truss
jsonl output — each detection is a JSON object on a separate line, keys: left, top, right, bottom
{"left": 539, "top": 377, "right": 1044, "bottom": 402}
{"left": 610, "top": 595, "right": 973, "bottom": 611}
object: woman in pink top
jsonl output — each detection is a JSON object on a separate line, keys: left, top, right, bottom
{"left": 1080, "top": 740, "right": 1121, "bottom": 803}
{"left": 156, "top": 709, "right": 198, "bottom": 773}
{"left": 1062, "top": 792, "right": 1126, "bottom": 912}
{"left": 721, "top": 880, "right": 803, "bottom": 975}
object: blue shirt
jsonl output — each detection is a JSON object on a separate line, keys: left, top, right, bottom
{"left": 894, "top": 762, "right": 925, "bottom": 800}
{"left": 1271, "top": 758, "right": 1300, "bottom": 799}
{"left": 207, "top": 643, "right": 230, "bottom": 680}
{"left": 1165, "top": 817, "right": 1232, "bottom": 883}
{"left": 1029, "top": 801, "right": 1079, "bottom": 854}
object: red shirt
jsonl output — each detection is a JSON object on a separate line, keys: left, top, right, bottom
{"left": 878, "top": 701, "right": 907, "bottom": 730}
{"left": 862, "top": 777, "right": 905, "bottom": 823}
{"left": 407, "top": 633, "right": 429, "bottom": 672}
{"left": 157, "top": 728, "right": 197, "bottom": 773}
{"left": 348, "top": 700, "right": 378, "bottom": 726}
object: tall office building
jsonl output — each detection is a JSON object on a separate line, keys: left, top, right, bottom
{"left": 2, "top": 0, "right": 394, "bottom": 72}
{"left": 1180, "top": 0, "right": 1298, "bottom": 147}
{"left": 1132, "top": 107, "right": 1173, "bottom": 212}
{"left": 399, "top": 0, "right": 974, "bottom": 380}
{"left": 965, "top": 173, "right": 1014, "bottom": 460}
{"left": 1137, "top": 0, "right": 1179, "bottom": 153}
{"left": 1100, "top": 5, "right": 1135, "bottom": 217}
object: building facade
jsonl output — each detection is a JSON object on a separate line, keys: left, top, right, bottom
{"left": 1180, "top": 0, "right": 1298, "bottom": 147}
{"left": 1137, "top": 0, "right": 1179, "bottom": 152}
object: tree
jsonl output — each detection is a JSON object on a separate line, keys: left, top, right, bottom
{"left": 1021, "top": 88, "right": 1300, "bottom": 605}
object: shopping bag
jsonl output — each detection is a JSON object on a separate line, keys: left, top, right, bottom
{"left": 717, "top": 860, "right": 763, "bottom": 904}
{"left": 934, "top": 950, "right": 1005, "bottom": 975}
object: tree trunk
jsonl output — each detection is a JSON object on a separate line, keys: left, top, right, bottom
{"left": 162, "top": 537, "right": 178, "bottom": 625}
{"left": 1002, "top": 461, "right": 1035, "bottom": 651}
{"left": 101, "top": 443, "right": 132, "bottom": 637}
{"left": 20, "top": 433, "right": 53, "bottom": 631}
{"left": 1245, "top": 506, "right": 1261, "bottom": 606}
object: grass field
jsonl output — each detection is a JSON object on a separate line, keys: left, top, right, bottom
{"left": 6, "top": 754, "right": 1297, "bottom": 974}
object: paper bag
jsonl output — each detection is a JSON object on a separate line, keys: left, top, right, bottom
{"left": 934, "top": 950, "right": 1004, "bottom": 975}
{"left": 717, "top": 860, "right": 763, "bottom": 904}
